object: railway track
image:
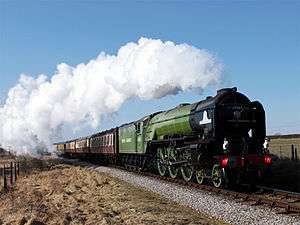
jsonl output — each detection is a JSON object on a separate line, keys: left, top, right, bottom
{"left": 64, "top": 158, "right": 300, "bottom": 215}
{"left": 131, "top": 170, "right": 300, "bottom": 214}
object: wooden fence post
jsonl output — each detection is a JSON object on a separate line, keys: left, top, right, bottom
{"left": 295, "top": 148, "right": 298, "bottom": 161}
{"left": 3, "top": 165, "right": 7, "bottom": 190}
{"left": 10, "top": 162, "right": 13, "bottom": 185}
{"left": 291, "top": 145, "right": 295, "bottom": 160}
{"left": 279, "top": 146, "right": 282, "bottom": 159}
{"left": 14, "top": 162, "right": 17, "bottom": 181}
{"left": 0, "top": 166, "right": 3, "bottom": 188}
{"left": 17, "top": 161, "right": 20, "bottom": 176}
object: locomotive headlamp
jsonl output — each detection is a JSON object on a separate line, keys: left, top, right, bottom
{"left": 223, "top": 138, "right": 229, "bottom": 151}
{"left": 263, "top": 138, "right": 269, "bottom": 149}
{"left": 263, "top": 138, "right": 269, "bottom": 154}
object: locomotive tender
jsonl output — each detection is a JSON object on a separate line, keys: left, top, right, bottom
{"left": 55, "top": 87, "right": 271, "bottom": 188}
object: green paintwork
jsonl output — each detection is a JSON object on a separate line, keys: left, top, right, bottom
{"left": 145, "top": 104, "right": 193, "bottom": 142}
{"left": 118, "top": 116, "right": 150, "bottom": 154}
{"left": 118, "top": 123, "right": 137, "bottom": 154}
{"left": 119, "top": 104, "right": 193, "bottom": 155}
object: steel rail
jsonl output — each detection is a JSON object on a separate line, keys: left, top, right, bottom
{"left": 256, "top": 185, "right": 300, "bottom": 199}
{"left": 135, "top": 170, "right": 300, "bottom": 214}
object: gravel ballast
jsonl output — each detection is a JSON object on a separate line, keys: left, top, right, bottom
{"left": 81, "top": 165, "right": 300, "bottom": 225}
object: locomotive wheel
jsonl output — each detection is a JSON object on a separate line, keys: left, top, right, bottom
{"left": 195, "top": 168, "right": 205, "bottom": 184}
{"left": 211, "top": 164, "right": 224, "bottom": 188}
{"left": 181, "top": 165, "right": 194, "bottom": 182}
{"left": 157, "top": 148, "right": 167, "bottom": 176}
{"left": 168, "top": 148, "right": 179, "bottom": 179}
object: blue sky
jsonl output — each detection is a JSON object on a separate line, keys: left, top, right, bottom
{"left": 0, "top": 1, "right": 299, "bottom": 138}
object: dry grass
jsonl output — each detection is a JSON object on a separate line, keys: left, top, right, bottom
{"left": 269, "top": 137, "right": 300, "bottom": 159}
{"left": 0, "top": 164, "right": 227, "bottom": 225}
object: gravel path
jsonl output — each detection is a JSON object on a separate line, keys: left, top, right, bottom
{"left": 79, "top": 164, "right": 300, "bottom": 225}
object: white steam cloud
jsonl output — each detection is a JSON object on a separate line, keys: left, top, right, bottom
{"left": 0, "top": 37, "right": 223, "bottom": 155}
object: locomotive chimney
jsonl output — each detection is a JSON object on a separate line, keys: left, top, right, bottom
{"left": 217, "top": 87, "right": 237, "bottom": 94}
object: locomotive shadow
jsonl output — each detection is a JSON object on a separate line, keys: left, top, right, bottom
{"left": 260, "top": 158, "right": 300, "bottom": 193}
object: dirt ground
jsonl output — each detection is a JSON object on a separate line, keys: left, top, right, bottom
{"left": 0, "top": 164, "right": 227, "bottom": 225}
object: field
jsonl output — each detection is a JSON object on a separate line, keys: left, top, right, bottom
{"left": 269, "top": 135, "right": 300, "bottom": 159}
{"left": 0, "top": 163, "right": 227, "bottom": 225}
{"left": 262, "top": 135, "right": 300, "bottom": 192}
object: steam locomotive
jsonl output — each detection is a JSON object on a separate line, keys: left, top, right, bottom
{"left": 55, "top": 87, "right": 271, "bottom": 188}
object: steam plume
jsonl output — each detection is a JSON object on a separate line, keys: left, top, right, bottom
{"left": 0, "top": 37, "right": 223, "bottom": 155}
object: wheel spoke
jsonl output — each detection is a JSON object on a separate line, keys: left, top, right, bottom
{"left": 168, "top": 147, "right": 178, "bottom": 179}
{"left": 211, "top": 164, "right": 222, "bottom": 188}
{"left": 157, "top": 148, "right": 167, "bottom": 176}
{"left": 181, "top": 165, "right": 194, "bottom": 182}
{"left": 195, "top": 168, "right": 205, "bottom": 184}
